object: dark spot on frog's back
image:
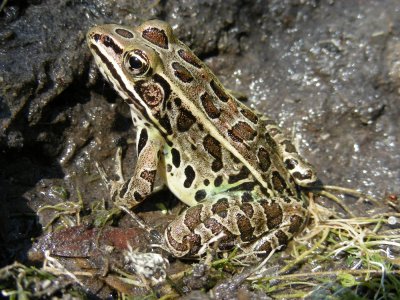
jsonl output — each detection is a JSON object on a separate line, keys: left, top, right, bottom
{"left": 203, "top": 134, "right": 222, "bottom": 159}
{"left": 142, "top": 27, "right": 169, "bottom": 49}
{"left": 240, "top": 108, "right": 258, "bottom": 124}
{"left": 271, "top": 171, "right": 287, "bottom": 193}
{"left": 177, "top": 107, "right": 196, "bottom": 132}
{"left": 210, "top": 80, "right": 229, "bottom": 102}
{"left": 228, "top": 121, "right": 257, "bottom": 143}
{"left": 203, "top": 135, "right": 224, "bottom": 172}
{"left": 257, "top": 147, "right": 271, "bottom": 172}
{"left": 201, "top": 92, "right": 221, "bottom": 119}
{"left": 172, "top": 62, "right": 194, "bottom": 83}
{"left": 178, "top": 49, "right": 202, "bottom": 68}
{"left": 115, "top": 28, "right": 134, "bottom": 39}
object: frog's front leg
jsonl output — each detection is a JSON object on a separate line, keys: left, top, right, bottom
{"left": 165, "top": 194, "right": 307, "bottom": 259}
{"left": 111, "top": 126, "right": 164, "bottom": 208}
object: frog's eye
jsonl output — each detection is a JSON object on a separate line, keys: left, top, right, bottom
{"left": 124, "top": 50, "right": 150, "bottom": 76}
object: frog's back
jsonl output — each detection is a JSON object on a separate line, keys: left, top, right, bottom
{"left": 118, "top": 21, "right": 316, "bottom": 199}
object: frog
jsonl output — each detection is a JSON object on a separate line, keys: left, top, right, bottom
{"left": 86, "top": 20, "right": 318, "bottom": 259}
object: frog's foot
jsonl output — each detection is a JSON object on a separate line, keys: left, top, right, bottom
{"left": 164, "top": 196, "right": 308, "bottom": 260}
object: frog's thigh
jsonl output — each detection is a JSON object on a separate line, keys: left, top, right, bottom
{"left": 165, "top": 195, "right": 307, "bottom": 258}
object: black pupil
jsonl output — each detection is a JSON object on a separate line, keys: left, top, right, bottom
{"left": 129, "top": 56, "right": 143, "bottom": 69}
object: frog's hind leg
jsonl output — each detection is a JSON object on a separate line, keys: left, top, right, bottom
{"left": 165, "top": 194, "right": 308, "bottom": 259}
{"left": 241, "top": 196, "right": 309, "bottom": 260}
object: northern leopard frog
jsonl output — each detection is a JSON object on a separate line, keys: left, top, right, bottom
{"left": 87, "top": 20, "right": 318, "bottom": 259}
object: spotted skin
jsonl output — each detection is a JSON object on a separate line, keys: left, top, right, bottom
{"left": 87, "top": 20, "right": 318, "bottom": 261}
